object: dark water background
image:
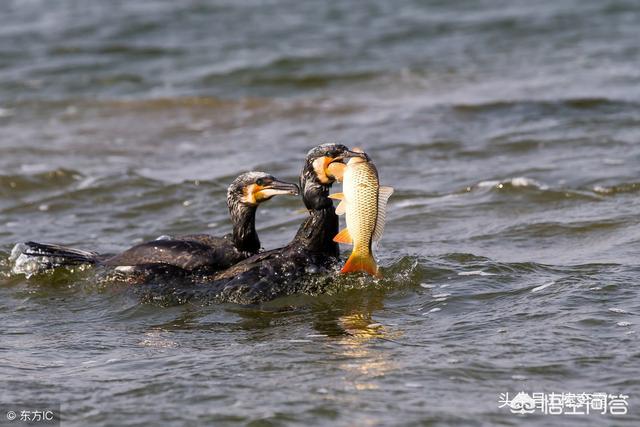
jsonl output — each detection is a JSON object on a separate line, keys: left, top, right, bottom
{"left": 1, "top": 0, "right": 640, "bottom": 425}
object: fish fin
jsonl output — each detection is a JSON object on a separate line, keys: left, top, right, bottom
{"left": 333, "top": 228, "right": 353, "bottom": 244}
{"left": 328, "top": 192, "right": 344, "bottom": 200}
{"left": 373, "top": 186, "right": 394, "bottom": 242}
{"left": 341, "top": 252, "right": 379, "bottom": 277}
{"left": 335, "top": 200, "right": 347, "bottom": 215}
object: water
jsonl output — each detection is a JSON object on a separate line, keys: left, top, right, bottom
{"left": 1, "top": 0, "right": 639, "bottom": 425}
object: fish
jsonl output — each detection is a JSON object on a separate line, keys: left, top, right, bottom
{"left": 329, "top": 151, "right": 393, "bottom": 276}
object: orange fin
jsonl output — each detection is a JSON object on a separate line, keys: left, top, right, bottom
{"left": 341, "top": 252, "right": 379, "bottom": 277}
{"left": 329, "top": 192, "right": 344, "bottom": 200}
{"left": 333, "top": 228, "right": 353, "bottom": 244}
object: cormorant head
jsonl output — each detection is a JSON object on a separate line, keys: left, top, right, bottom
{"left": 300, "top": 143, "right": 368, "bottom": 210}
{"left": 228, "top": 172, "right": 300, "bottom": 208}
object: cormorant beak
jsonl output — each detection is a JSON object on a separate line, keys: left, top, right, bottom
{"left": 254, "top": 179, "right": 300, "bottom": 202}
{"left": 342, "top": 148, "right": 370, "bottom": 162}
{"left": 326, "top": 149, "right": 370, "bottom": 182}
{"left": 327, "top": 149, "right": 369, "bottom": 165}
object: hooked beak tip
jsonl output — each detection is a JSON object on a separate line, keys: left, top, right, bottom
{"left": 343, "top": 149, "right": 370, "bottom": 161}
{"left": 269, "top": 181, "right": 300, "bottom": 196}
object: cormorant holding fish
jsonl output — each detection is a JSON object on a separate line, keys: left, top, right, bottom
{"left": 13, "top": 172, "right": 299, "bottom": 275}
{"left": 146, "top": 143, "right": 369, "bottom": 304}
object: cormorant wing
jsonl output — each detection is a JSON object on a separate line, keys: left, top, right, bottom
{"left": 103, "top": 239, "right": 235, "bottom": 272}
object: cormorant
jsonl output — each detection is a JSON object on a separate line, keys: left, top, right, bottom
{"left": 14, "top": 172, "right": 299, "bottom": 275}
{"left": 144, "top": 143, "right": 369, "bottom": 304}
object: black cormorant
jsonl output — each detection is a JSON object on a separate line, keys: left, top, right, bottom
{"left": 15, "top": 172, "right": 299, "bottom": 275}
{"left": 147, "top": 143, "right": 369, "bottom": 304}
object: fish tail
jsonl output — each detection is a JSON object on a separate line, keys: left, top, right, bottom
{"left": 341, "top": 248, "right": 378, "bottom": 277}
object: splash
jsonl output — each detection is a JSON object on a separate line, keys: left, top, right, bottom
{"left": 8, "top": 242, "right": 91, "bottom": 278}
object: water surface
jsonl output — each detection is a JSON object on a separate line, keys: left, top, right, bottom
{"left": 1, "top": 1, "right": 639, "bottom": 425}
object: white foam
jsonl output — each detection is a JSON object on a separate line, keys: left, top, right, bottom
{"left": 428, "top": 307, "right": 441, "bottom": 313}
{"left": 458, "top": 270, "right": 496, "bottom": 276}
{"left": 531, "top": 281, "right": 555, "bottom": 293}
{"left": 510, "top": 177, "right": 547, "bottom": 189}
{"left": 476, "top": 177, "right": 548, "bottom": 190}
{"left": 608, "top": 308, "right": 627, "bottom": 314}
{"left": 77, "top": 176, "right": 98, "bottom": 190}
{"left": 477, "top": 180, "right": 501, "bottom": 188}
{"left": 617, "top": 321, "right": 632, "bottom": 327}
{"left": 404, "top": 382, "right": 423, "bottom": 388}
{"left": 9, "top": 244, "right": 50, "bottom": 278}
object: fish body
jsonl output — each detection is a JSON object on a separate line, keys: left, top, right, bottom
{"left": 330, "top": 155, "right": 393, "bottom": 276}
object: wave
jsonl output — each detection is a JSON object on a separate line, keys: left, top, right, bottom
{"left": 199, "top": 54, "right": 378, "bottom": 88}
{"left": 0, "top": 168, "right": 83, "bottom": 197}
{"left": 463, "top": 177, "right": 603, "bottom": 202}
{"left": 593, "top": 182, "right": 640, "bottom": 196}
{"left": 50, "top": 45, "right": 184, "bottom": 57}
{"left": 451, "top": 97, "right": 637, "bottom": 113}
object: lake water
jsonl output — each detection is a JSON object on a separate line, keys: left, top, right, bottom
{"left": 1, "top": 0, "right": 639, "bottom": 425}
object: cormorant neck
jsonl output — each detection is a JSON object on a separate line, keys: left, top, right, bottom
{"left": 230, "top": 202, "right": 260, "bottom": 253}
{"left": 293, "top": 179, "right": 339, "bottom": 256}
{"left": 292, "top": 207, "right": 339, "bottom": 256}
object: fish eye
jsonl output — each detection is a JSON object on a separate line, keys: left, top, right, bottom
{"left": 256, "top": 178, "right": 265, "bottom": 186}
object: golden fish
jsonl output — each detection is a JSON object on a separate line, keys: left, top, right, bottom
{"left": 330, "top": 152, "right": 393, "bottom": 276}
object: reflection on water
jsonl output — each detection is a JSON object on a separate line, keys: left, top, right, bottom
{"left": 139, "top": 331, "right": 179, "bottom": 349}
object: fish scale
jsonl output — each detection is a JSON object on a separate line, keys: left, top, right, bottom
{"left": 344, "top": 162, "right": 379, "bottom": 256}
{"left": 331, "top": 155, "right": 394, "bottom": 276}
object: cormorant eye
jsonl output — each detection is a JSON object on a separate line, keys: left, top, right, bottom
{"left": 256, "top": 178, "right": 265, "bottom": 186}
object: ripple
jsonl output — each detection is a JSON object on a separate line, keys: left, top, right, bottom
{"left": 531, "top": 281, "right": 555, "bottom": 293}
{"left": 593, "top": 181, "right": 640, "bottom": 195}
{"left": 457, "top": 270, "right": 496, "bottom": 277}
{"left": 452, "top": 97, "right": 635, "bottom": 113}
{"left": 0, "top": 168, "right": 83, "bottom": 196}
{"left": 464, "top": 177, "right": 602, "bottom": 202}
